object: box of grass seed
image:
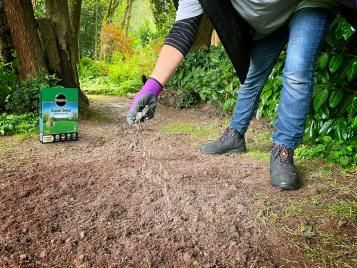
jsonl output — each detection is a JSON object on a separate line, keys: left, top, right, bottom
{"left": 39, "top": 87, "right": 79, "bottom": 143}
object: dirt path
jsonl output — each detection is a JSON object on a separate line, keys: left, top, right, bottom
{"left": 0, "top": 96, "right": 356, "bottom": 267}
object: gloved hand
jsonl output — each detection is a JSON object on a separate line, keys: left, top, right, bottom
{"left": 127, "top": 78, "right": 163, "bottom": 126}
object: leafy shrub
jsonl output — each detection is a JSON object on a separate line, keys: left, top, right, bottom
{"left": 5, "top": 71, "right": 59, "bottom": 114}
{"left": 80, "top": 38, "right": 160, "bottom": 96}
{"left": 296, "top": 136, "right": 357, "bottom": 167}
{"left": 0, "top": 113, "right": 38, "bottom": 136}
{"left": 136, "top": 20, "right": 161, "bottom": 47}
{"left": 79, "top": 57, "right": 108, "bottom": 80}
{"left": 0, "top": 62, "right": 17, "bottom": 113}
{"left": 0, "top": 58, "right": 61, "bottom": 136}
{"left": 100, "top": 24, "right": 134, "bottom": 60}
{"left": 168, "top": 45, "right": 239, "bottom": 112}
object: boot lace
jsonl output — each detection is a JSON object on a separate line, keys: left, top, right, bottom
{"left": 219, "top": 128, "right": 230, "bottom": 143}
{"left": 275, "top": 145, "right": 292, "bottom": 167}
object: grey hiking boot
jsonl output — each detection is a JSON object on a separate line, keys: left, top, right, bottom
{"left": 200, "top": 128, "right": 246, "bottom": 155}
{"left": 270, "top": 144, "right": 300, "bottom": 190}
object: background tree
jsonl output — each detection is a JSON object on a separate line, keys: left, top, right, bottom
{"left": 3, "top": 0, "right": 88, "bottom": 105}
{"left": 4, "top": 0, "right": 46, "bottom": 79}
{"left": 0, "top": 0, "right": 14, "bottom": 63}
{"left": 121, "top": 0, "right": 135, "bottom": 36}
{"left": 80, "top": 0, "right": 107, "bottom": 58}
{"left": 103, "top": 0, "right": 121, "bottom": 25}
{"left": 192, "top": 14, "right": 214, "bottom": 50}
{"left": 69, "top": 0, "right": 83, "bottom": 64}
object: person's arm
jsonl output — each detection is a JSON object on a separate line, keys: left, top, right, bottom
{"left": 127, "top": 0, "right": 204, "bottom": 125}
{"left": 151, "top": 14, "right": 203, "bottom": 85}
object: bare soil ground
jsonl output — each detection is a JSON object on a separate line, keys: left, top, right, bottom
{"left": 0, "top": 95, "right": 356, "bottom": 267}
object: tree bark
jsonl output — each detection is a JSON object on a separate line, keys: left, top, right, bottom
{"left": 104, "top": 0, "right": 121, "bottom": 25}
{"left": 125, "top": 0, "right": 134, "bottom": 36}
{"left": 68, "top": 0, "right": 82, "bottom": 64}
{"left": 192, "top": 14, "right": 214, "bottom": 50}
{"left": 0, "top": 0, "right": 14, "bottom": 63}
{"left": 37, "top": 18, "right": 61, "bottom": 75}
{"left": 45, "top": 0, "right": 88, "bottom": 105}
{"left": 121, "top": 0, "right": 130, "bottom": 29}
{"left": 45, "top": 0, "right": 79, "bottom": 88}
{"left": 4, "top": 0, "right": 46, "bottom": 78}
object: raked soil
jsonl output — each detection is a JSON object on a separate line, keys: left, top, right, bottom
{"left": 0, "top": 95, "right": 355, "bottom": 267}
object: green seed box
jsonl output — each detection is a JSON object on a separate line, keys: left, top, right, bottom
{"left": 39, "top": 87, "right": 79, "bottom": 143}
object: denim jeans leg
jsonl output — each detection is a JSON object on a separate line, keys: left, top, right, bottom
{"left": 273, "top": 8, "right": 334, "bottom": 149}
{"left": 230, "top": 27, "right": 288, "bottom": 134}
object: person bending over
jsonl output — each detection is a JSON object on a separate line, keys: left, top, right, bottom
{"left": 127, "top": 0, "right": 336, "bottom": 190}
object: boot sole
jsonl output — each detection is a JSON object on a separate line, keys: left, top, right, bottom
{"left": 270, "top": 181, "right": 300, "bottom": 190}
{"left": 201, "top": 148, "right": 247, "bottom": 155}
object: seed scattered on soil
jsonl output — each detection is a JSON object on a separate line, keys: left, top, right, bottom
{"left": 80, "top": 231, "right": 85, "bottom": 239}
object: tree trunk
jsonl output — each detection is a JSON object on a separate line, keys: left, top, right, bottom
{"left": 45, "top": 0, "right": 88, "bottom": 105}
{"left": 125, "top": 0, "right": 134, "bottom": 36}
{"left": 45, "top": 0, "right": 79, "bottom": 88}
{"left": 121, "top": 0, "right": 130, "bottom": 29}
{"left": 0, "top": 0, "right": 14, "bottom": 63}
{"left": 192, "top": 14, "right": 214, "bottom": 50}
{"left": 68, "top": 0, "right": 82, "bottom": 64}
{"left": 104, "top": 0, "right": 121, "bottom": 25}
{"left": 4, "top": 0, "right": 46, "bottom": 78}
{"left": 37, "top": 18, "right": 61, "bottom": 75}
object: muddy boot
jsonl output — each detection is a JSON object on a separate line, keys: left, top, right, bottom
{"left": 200, "top": 128, "right": 246, "bottom": 155}
{"left": 270, "top": 144, "right": 300, "bottom": 190}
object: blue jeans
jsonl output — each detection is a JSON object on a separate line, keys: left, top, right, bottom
{"left": 230, "top": 8, "right": 334, "bottom": 149}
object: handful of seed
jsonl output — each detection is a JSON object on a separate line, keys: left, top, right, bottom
{"left": 134, "top": 105, "right": 151, "bottom": 124}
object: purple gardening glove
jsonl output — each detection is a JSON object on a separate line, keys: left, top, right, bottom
{"left": 127, "top": 78, "right": 163, "bottom": 126}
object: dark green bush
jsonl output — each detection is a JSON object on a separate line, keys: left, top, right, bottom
{"left": 168, "top": 45, "right": 239, "bottom": 112}
{"left": 0, "top": 112, "right": 38, "bottom": 136}
{"left": 5, "top": 71, "right": 59, "bottom": 114}
{"left": 79, "top": 56, "right": 109, "bottom": 80}
{"left": 0, "top": 59, "right": 60, "bottom": 136}
{"left": 0, "top": 62, "right": 17, "bottom": 113}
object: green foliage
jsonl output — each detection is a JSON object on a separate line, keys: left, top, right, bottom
{"left": 0, "top": 59, "right": 60, "bottom": 115}
{"left": 79, "top": 56, "right": 108, "bottom": 79}
{"left": 80, "top": 0, "right": 107, "bottom": 58}
{"left": 0, "top": 58, "right": 60, "bottom": 136}
{"left": 168, "top": 46, "right": 239, "bottom": 112}
{"left": 0, "top": 62, "right": 17, "bottom": 112}
{"left": 80, "top": 41, "right": 159, "bottom": 96}
{"left": 136, "top": 20, "right": 161, "bottom": 47}
{"left": 33, "top": 0, "right": 46, "bottom": 17}
{"left": 5, "top": 72, "right": 60, "bottom": 114}
{"left": 149, "top": 0, "right": 176, "bottom": 35}
{"left": 0, "top": 113, "right": 38, "bottom": 136}
{"left": 296, "top": 136, "right": 357, "bottom": 167}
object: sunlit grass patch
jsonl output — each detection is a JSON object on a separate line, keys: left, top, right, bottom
{"left": 327, "top": 200, "right": 357, "bottom": 221}
{"left": 245, "top": 129, "right": 272, "bottom": 162}
{"left": 81, "top": 78, "right": 118, "bottom": 95}
{"left": 14, "top": 131, "right": 38, "bottom": 141}
{"left": 159, "top": 122, "right": 220, "bottom": 140}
